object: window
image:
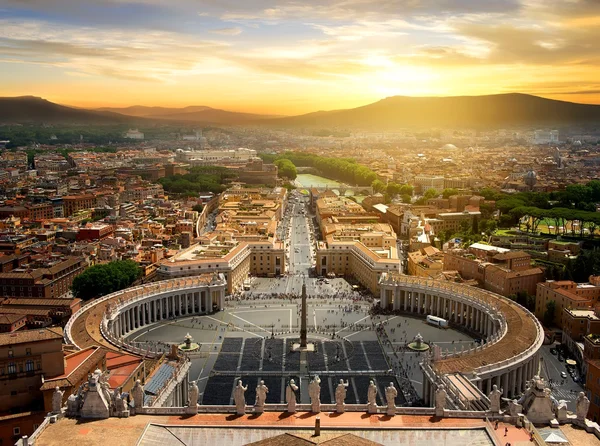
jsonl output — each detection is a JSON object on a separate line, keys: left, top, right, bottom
{"left": 25, "top": 360, "right": 34, "bottom": 372}
{"left": 13, "top": 427, "right": 20, "bottom": 436}
{"left": 8, "top": 349, "right": 13, "bottom": 358}
{"left": 7, "top": 362, "right": 16, "bottom": 374}
{"left": 26, "top": 348, "right": 31, "bottom": 356}
{"left": 11, "top": 390, "right": 17, "bottom": 396}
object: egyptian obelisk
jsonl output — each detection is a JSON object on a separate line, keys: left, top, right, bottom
{"left": 300, "top": 280, "right": 307, "bottom": 348}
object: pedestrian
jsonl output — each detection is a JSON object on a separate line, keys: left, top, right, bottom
{"left": 504, "top": 427, "right": 508, "bottom": 437}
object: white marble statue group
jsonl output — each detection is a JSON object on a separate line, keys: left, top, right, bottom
{"left": 485, "top": 375, "right": 590, "bottom": 425}
{"left": 62, "top": 369, "right": 130, "bottom": 419}
{"left": 229, "top": 377, "right": 398, "bottom": 415}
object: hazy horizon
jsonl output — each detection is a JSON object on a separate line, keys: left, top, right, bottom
{"left": 1, "top": 0, "right": 599, "bottom": 114}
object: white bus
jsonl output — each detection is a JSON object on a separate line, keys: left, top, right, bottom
{"left": 426, "top": 315, "right": 448, "bottom": 328}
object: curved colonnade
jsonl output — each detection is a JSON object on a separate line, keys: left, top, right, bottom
{"left": 64, "top": 274, "right": 228, "bottom": 356}
{"left": 379, "top": 273, "right": 544, "bottom": 404}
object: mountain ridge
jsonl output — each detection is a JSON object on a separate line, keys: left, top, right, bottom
{"left": 258, "top": 93, "right": 600, "bottom": 129}
{"left": 97, "top": 105, "right": 284, "bottom": 124}
{"left": 1, "top": 93, "right": 599, "bottom": 128}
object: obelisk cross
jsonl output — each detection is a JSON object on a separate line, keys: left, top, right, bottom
{"left": 300, "top": 278, "right": 307, "bottom": 348}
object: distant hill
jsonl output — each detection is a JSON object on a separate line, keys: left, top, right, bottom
{"left": 262, "top": 94, "right": 600, "bottom": 129}
{"left": 4, "top": 94, "right": 599, "bottom": 128}
{"left": 96, "top": 105, "right": 212, "bottom": 118}
{"left": 0, "top": 96, "right": 134, "bottom": 124}
{"left": 98, "top": 105, "right": 282, "bottom": 125}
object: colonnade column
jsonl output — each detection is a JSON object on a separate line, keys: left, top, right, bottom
{"left": 502, "top": 373, "right": 509, "bottom": 398}
{"left": 516, "top": 365, "right": 523, "bottom": 393}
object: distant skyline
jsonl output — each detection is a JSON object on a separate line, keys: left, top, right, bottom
{"left": 0, "top": 0, "right": 599, "bottom": 114}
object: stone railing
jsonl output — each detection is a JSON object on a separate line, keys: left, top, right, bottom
{"left": 100, "top": 316, "right": 160, "bottom": 358}
{"left": 138, "top": 404, "right": 436, "bottom": 416}
{"left": 14, "top": 414, "right": 52, "bottom": 446}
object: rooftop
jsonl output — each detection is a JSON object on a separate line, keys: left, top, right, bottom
{"left": 0, "top": 326, "right": 63, "bottom": 347}
{"left": 33, "top": 412, "right": 497, "bottom": 446}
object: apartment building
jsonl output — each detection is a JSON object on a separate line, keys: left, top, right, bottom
{"left": 157, "top": 186, "right": 287, "bottom": 291}
{"left": 443, "top": 245, "right": 544, "bottom": 298}
{"left": 0, "top": 328, "right": 64, "bottom": 412}
{"left": 315, "top": 196, "right": 401, "bottom": 293}
{"left": 407, "top": 246, "right": 444, "bottom": 278}
{"left": 0, "top": 256, "right": 86, "bottom": 299}
{"left": 62, "top": 194, "right": 97, "bottom": 217}
{"left": 535, "top": 277, "right": 600, "bottom": 326}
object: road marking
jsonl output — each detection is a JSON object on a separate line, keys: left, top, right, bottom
{"left": 343, "top": 328, "right": 370, "bottom": 339}
{"left": 336, "top": 314, "right": 370, "bottom": 335}
{"left": 205, "top": 314, "right": 263, "bottom": 338}
{"left": 230, "top": 313, "right": 271, "bottom": 333}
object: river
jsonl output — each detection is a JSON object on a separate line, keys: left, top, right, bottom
{"left": 295, "top": 173, "right": 365, "bottom": 203}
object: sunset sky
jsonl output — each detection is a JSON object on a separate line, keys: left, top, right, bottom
{"left": 0, "top": 0, "right": 599, "bottom": 115}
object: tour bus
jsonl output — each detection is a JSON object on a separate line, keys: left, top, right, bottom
{"left": 426, "top": 315, "right": 448, "bottom": 328}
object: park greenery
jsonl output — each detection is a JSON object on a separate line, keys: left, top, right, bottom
{"left": 157, "top": 166, "right": 235, "bottom": 196}
{"left": 476, "top": 180, "right": 600, "bottom": 237}
{"left": 72, "top": 260, "right": 141, "bottom": 300}
{"left": 274, "top": 158, "right": 297, "bottom": 180}
{"left": 260, "top": 152, "right": 378, "bottom": 187}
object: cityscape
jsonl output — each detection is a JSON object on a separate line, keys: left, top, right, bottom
{"left": 1, "top": 1, "right": 600, "bottom": 446}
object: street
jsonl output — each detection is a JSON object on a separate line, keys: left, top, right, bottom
{"left": 539, "top": 343, "right": 584, "bottom": 412}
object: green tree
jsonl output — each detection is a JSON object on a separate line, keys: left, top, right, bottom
{"left": 274, "top": 159, "right": 297, "bottom": 180}
{"left": 496, "top": 197, "right": 526, "bottom": 215}
{"left": 386, "top": 182, "right": 402, "bottom": 198}
{"left": 399, "top": 184, "right": 414, "bottom": 196}
{"left": 442, "top": 188, "right": 459, "bottom": 199}
{"left": 371, "top": 179, "right": 386, "bottom": 194}
{"left": 424, "top": 188, "right": 439, "bottom": 200}
{"left": 192, "top": 204, "right": 204, "bottom": 213}
{"left": 401, "top": 194, "right": 412, "bottom": 204}
{"left": 72, "top": 260, "right": 141, "bottom": 300}
{"left": 544, "top": 300, "right": 556, "bottom": 326}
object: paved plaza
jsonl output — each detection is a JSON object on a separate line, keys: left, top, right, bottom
{"left": 128, "top": 292, "right": 476, "bottom": 406}
{"left": 128, "top": 192, "right": 476, "bottom": 407}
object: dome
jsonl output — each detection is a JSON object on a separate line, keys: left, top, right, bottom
{"left": 440, "top": 143, "right": 458, "bottom": 150}
{"left": 524, "top": 170, "right": 537, "bottom": 188}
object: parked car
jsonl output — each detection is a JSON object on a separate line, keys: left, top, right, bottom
{"left": 561, "top": 371, "right": 567, "bottom": 378}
